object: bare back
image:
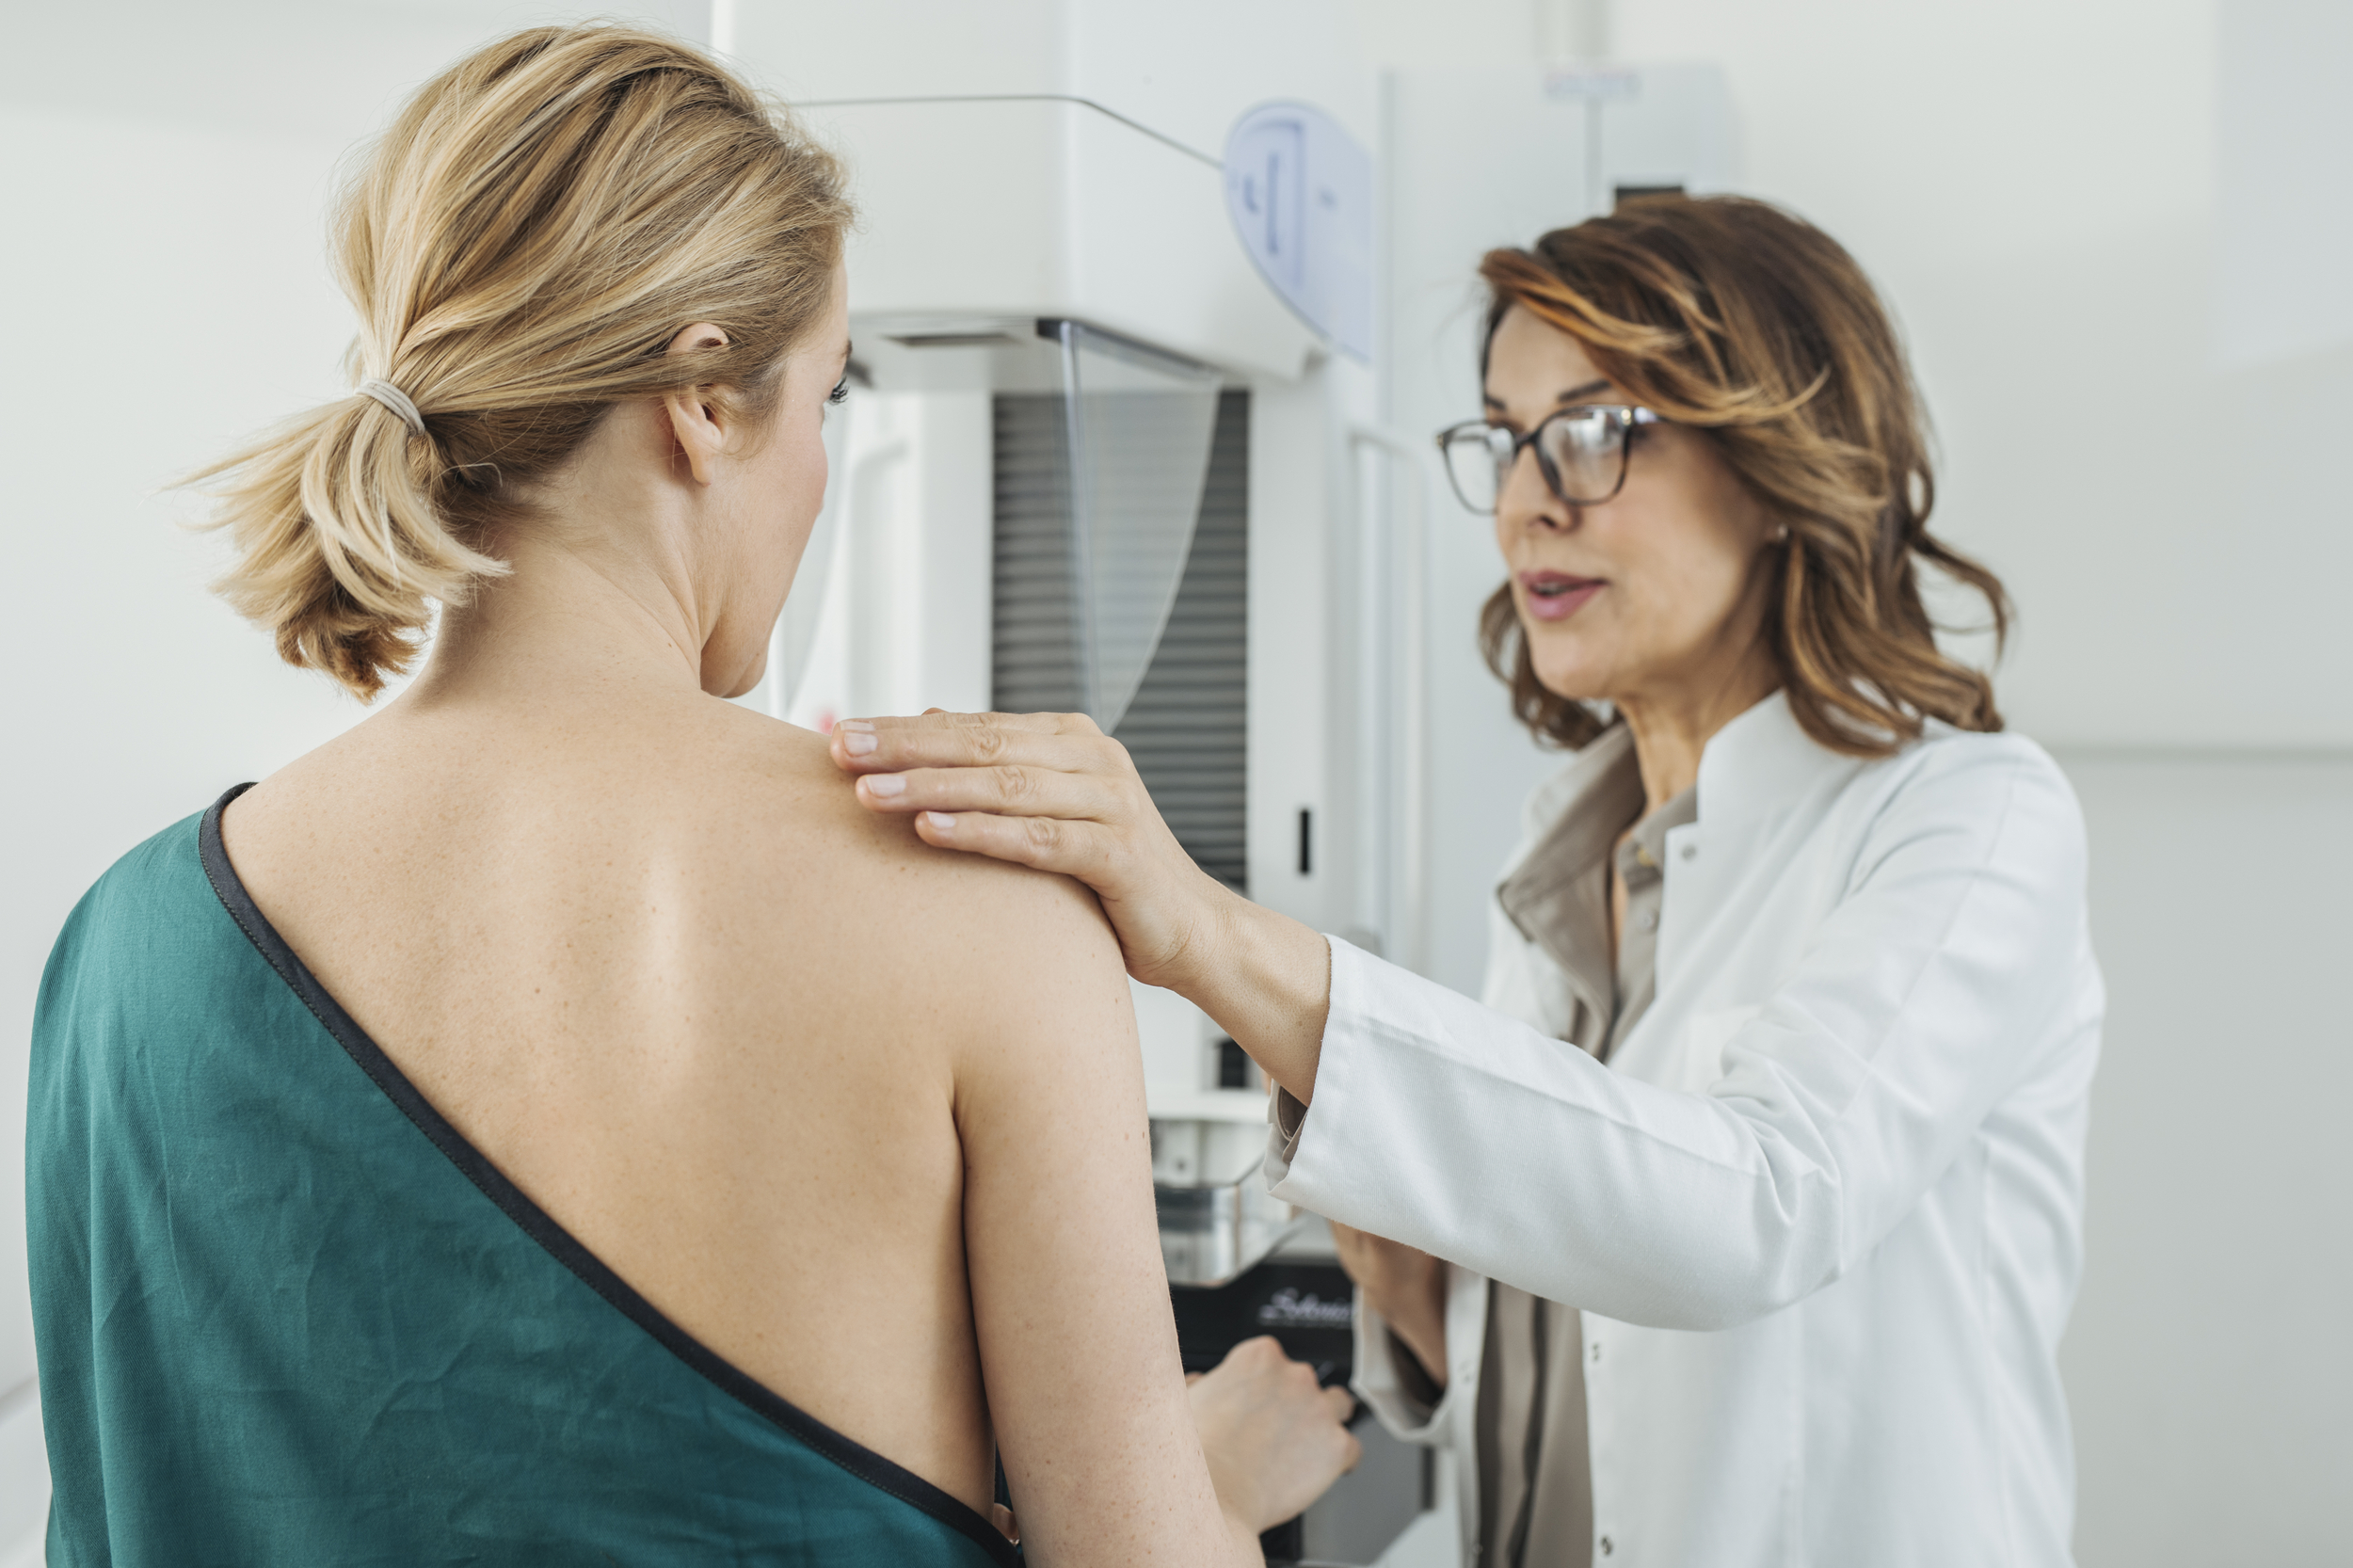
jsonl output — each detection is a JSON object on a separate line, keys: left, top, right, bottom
{"left": 159, "top": 24, "right": 1318, "bottom": 1555}
{"left": 222, "top": 682, "right": 1189, "bottom": 1544}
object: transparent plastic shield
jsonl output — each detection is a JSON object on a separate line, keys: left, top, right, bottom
{"left": 1053, "top": 321, "right": 1223, "bottom": 730}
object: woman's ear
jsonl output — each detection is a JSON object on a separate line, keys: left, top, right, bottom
{"left": 661, "top": 321, "right": 732, "bottom": 485}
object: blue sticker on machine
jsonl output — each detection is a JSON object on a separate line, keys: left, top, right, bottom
{"left": 1224, "top": 102, "right": 1372, "bottom": 362}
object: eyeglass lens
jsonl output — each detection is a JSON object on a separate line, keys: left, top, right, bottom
{"left": 1441, "top": 409, "right": 1630, "bottom": 513}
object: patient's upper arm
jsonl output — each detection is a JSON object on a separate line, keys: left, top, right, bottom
{"left": 944, "top": 869, "right": 1236, "bottom": 1567}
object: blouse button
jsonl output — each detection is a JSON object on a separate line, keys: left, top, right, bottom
{"left": 1679, "top": 842, "right": 1697, "bottom": 860}
{"left": 1599, "top": 1537, "right": 1615, "bottom": 1556}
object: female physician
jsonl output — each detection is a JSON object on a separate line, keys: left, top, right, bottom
{"left": 831, "top": 196, "right": 2103, "bottom": 1568}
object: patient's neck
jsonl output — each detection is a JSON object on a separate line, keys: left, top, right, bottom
{"left": 409, "top": 525, "right": 712, "bottom": 713}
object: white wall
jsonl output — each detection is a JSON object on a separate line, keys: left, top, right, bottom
{"left": 1351, "top": 0, "right": 2353, "bottom": 1561}
{"left": 1603, "top": 0, "right": 2352, "bottom": 749}
{"left": 2056, "top": 750, "right": 2353, "bottom": 1566}
{"left": 0, "top": 1, "right": 710, "bottom": 1552}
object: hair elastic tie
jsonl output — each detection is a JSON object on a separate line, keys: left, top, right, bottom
{"left": 356, "top": 377, "right": 426, "bottom": 437}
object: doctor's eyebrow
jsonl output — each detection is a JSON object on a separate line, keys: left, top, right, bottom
{"left": 1482, "top": 378, "right": 1615, "bottom": 417}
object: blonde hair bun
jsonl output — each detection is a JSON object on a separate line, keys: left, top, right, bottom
{"left": 193, "top": 24, "right": 851, "bottom": 699}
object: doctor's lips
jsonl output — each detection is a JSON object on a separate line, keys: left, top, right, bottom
{"left": 1517, "top": 569, "right": 1605, "bottom": 622}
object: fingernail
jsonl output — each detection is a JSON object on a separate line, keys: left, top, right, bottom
{"left": 863, "top": 774, "right": 905, "bottom": 798}
{"left": 838, "top": 719, "right": 874, "bottom": 732}
{"left": 840, "top": 730, "right": 878, "bottom": 757}
{"left": 924, "top": 812, "right": 955, "bottom": 831}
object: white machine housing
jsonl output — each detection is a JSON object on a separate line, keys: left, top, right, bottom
{"left": 727, "top": 1, "right": 1404, "bottom": 1156}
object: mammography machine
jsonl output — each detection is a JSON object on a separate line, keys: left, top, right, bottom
{"left": 727, "top": 0, "right": 1408, "bottom": 1284}
{"left": 721, "top": 6, "right": 1730, "bottom": 1558}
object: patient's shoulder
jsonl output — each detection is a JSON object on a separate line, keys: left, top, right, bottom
{"left": 690, "top": 706, "right": 1034, "bottom": 888}
{"left": 690, "top": 707, "right": 1125, "bottom": 1026}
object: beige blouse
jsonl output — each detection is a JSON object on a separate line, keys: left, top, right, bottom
{"left": 1386, "top": 742, "right": 1694, "bottom": 1567}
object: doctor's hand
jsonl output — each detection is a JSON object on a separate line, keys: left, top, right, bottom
{"left": 1330, "top": 1222, "right": 1450, "bottom": 1392}
{"left": 829, "top": 711, "right": 1229, "bottom": 991}
{"left": 829, "top": 710, "right": 1335, "bottom": 1101}
{"left": 1189, "top": 1336, "right": 1361, "bottom": 1537}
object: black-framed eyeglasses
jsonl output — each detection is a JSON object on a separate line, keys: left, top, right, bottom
{"left": 1435, "top": 406, "right": 1663, "bottom": 514}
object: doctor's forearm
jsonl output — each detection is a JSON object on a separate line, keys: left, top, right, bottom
{"left": 1178, "top": 893, "right": 1330, "bottom": 1105}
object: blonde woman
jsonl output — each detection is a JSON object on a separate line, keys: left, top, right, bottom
{"left": 834, "top": 197, "right": 2103, "bottom": 1568}
{"left": 26, "top": 27, "right": 1353, "bottom": 1568}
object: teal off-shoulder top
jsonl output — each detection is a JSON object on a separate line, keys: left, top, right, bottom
{"left": 26, "top": 788, "right": 1020, "bottom": 1567}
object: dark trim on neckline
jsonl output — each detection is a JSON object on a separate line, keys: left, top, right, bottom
{"left": 197, "top": 785, "right": 1020, "bottom": 1568}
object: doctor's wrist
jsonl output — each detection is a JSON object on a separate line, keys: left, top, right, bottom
{"left": 1171, "top": 894, "right": 1330, "bottom": 1106}
{"left": 1139, "top": 869, "right": 1253, "bottom": 998}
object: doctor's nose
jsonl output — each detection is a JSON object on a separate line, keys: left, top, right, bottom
{"left": 1498, "top": 448, "right": 1578, "bottom": 535}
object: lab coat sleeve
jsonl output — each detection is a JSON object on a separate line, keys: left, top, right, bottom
{"left": 1268, "top": 738, "right": 2091, "bottom": 1332}
{"left": 1350, "top": 1297, "right": 1453, "bottom": 1443}
{"left": 1350, "top": 1256, "right": 1490, "bottom": 1447}
{"left": 1282, "top": 1124, "right": 1459, "bottom": 1440}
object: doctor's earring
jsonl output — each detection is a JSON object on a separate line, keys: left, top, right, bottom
{"left": 1772, "top": 523, "right": 1792, "bottom": 545}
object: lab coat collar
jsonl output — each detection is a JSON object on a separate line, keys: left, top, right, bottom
{"left": 1692, "top": 688, "right": 1856, "bottom": 837}
{"left": 1494, "top": 728, "right": 1645, "bottom": 1023}
{"left": 1513, "top": 690, "right": 1853, "bottom": 873}
{"left": 1500, "top": 721, "right": 1637, "bottom": 884}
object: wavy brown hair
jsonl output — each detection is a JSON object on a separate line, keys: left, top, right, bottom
{"left": 192, "top": 24, "right": 851, "bottom": 699}
{"left": 1475, "top": 195, "right": 2009, "bottom": 756}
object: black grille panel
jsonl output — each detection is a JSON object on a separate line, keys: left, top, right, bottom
{"left": 991, "top": 390, "right": 1248, "bottom": 890}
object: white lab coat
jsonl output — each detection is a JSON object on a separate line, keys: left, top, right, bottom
{"left": 1267, "top": 692, "right": 2103, "bottom": 1568}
